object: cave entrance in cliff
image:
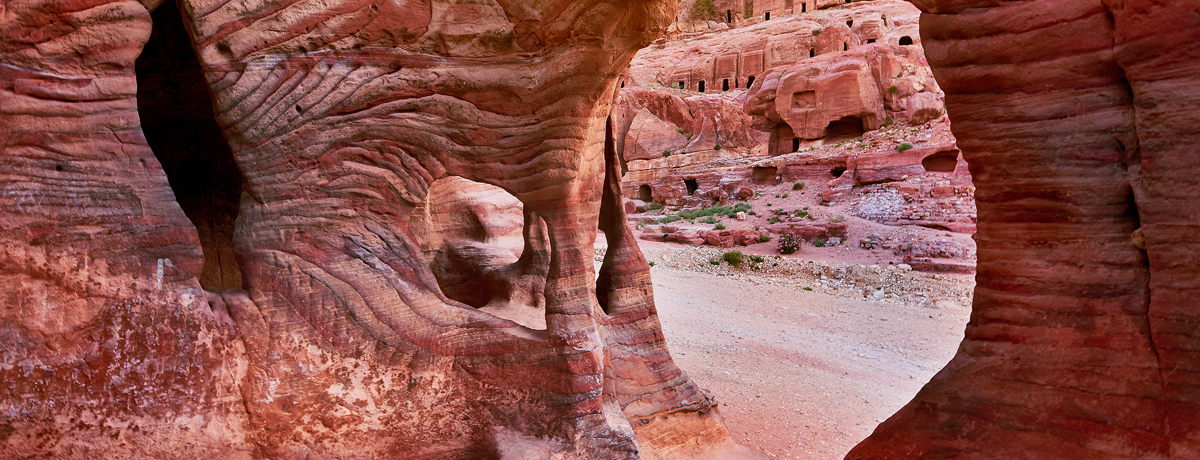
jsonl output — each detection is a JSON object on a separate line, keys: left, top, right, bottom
{"left": 823, "top": 116, "right": 866, "bottom": 139}
{"left": 727, "top": 10, "right": 732, "bottom": 22}
{"left": 899, "top": 36, "right": 914, "bottom": 46}
{"left": 698, "top": 81, "right": 706, "bottom": 92}
{"left": 746, "top": 75, "right": 756, "bottom": 87}
{"left": 764, "top": 12, "right": 770, "bottom": 20}
{"left": 922, "top": 151, "right": 960, "bottom": 172}
{"left": 723, "top": 79, "right": 730, "bottom": 91}
{"left": 685, "top": 179, "right": 699, "bottom": 195}
{"left": 411, "top": 176, "right": 548, "bottom": 330}
{"left": 136, "top": 0, "right": 243, "bottom": 291}
{"left": 639, "top": 184, "right": 654, "bottom": 202}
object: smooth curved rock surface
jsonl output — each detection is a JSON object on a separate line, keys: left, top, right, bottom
{"left": 848, "top": 0, "right": 1200, "bottom": 458}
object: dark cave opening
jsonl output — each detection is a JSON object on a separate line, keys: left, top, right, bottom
{"left": 685, "top": 179, "right": 699, "bottom": 195}
{"left": 638, "top": 184, "right": 654, "bottom": 202}
{"left": 899, "top": 36, "right": 914, "bottom": 46}
{"left": 922, "top": 151, "right": 960, "bottom": 172}
{"left": 823, "top": 116, "right": 866, "bottom": 138}
{"left": 746, "top": 75, "right": 756, "bottom": 87}
{"left": 136, "top": 0, "right": 244, "bottom": 291}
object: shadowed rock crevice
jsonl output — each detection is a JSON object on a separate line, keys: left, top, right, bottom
{"left": 136, "top": 0, "right": 244, "bottom": 291}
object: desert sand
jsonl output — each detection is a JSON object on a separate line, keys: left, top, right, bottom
{"left": 617, "top": 241, "right": 973, "bottom": 459}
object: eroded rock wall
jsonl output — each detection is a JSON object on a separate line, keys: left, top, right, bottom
{"left": 0, "top": 0, "right": 249, "bottom": 457}
{"left": 848, "top": 0, "right": 1200, "bottom": 458}
{"left": 0, "top": 0, "right": 764, "bottom": 457}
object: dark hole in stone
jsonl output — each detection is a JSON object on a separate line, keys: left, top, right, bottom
{"left": 746, "top": 75, "right": 756, "bottom": 87}
{"left": 698, "top": 80, "right": 706, "bottom": 92}
{"left": 685, "top": 179, "right": 699, "bottom": 195}
{"left": 801, "top": 3, "right": 806, "bottom": 12}
{"left": 679, "top": 81, "right": 686, "bottom": 89}
{"left": 810, "top": 48, "right": 815, "bottom": 58}
{"left": 638, "top": 184, "right": 653, "bottom": 202}
{"left": 621, "top": 81, "right": 625, "bottom": 88}
{"left": 727, "top": 10, "right": 732, "bottom": 22}
{"left": 55, "top": 165, "right": 63, "bottom": 171}
{"left": 823, "top": 116, "right": 866, "bottom": 138}
{"left": 764, "top": 12, "right": 770, "bottom": 20}
{"left": 867, "top": 38, "right": 876, "bottom": 44}
{"left": 792, "top": 137, "right": 800, "bottom": 151}
{"left": 922, "top": 151, "right": 960, "bottom": 173}
{"left": 847, "top": 19, "right": 853, "bottom": 27}
{"left": 900, "top": 36, "right": 914, "bottom": 46}
{"left": 844, "top": 42, "right": 849, "bottom": 51}
{"left": 723, "top": 79, "right": 730, "bottom": 91}
{"left": 831, "top": 167, "right": 847, "bottom": 178}
{"left": 136, "top": 0, "right": 244, "bottom": 291}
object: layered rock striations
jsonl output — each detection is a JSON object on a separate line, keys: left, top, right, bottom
{"left": 847, "top": 0, "right": 1200, "bottom": 458}
{"left": 0, "top": 0, "right": 763, "bottom": 457}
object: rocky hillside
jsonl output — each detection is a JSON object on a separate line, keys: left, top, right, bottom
{"left": 612, "top": 0, "right": 976, "bottom": 272}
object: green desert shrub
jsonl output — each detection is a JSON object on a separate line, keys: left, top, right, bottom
{"left": 722, "top": 250, "right": 745, "bottom": 266}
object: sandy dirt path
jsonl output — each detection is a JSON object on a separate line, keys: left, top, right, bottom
{"left": 637, "top": 245, "right": 972, "bottom": 460}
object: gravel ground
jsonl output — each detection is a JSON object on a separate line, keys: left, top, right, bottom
{"left": 598, "top": 241, "right": 974, "bottom": 459}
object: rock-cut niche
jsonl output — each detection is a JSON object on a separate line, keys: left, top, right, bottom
{"left": 135, "top": 1, "right": 243, "bottom": 291}
{"left": 824, "top": 115, "right": 866, "bottom": 138}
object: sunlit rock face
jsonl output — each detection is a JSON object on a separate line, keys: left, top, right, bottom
{"left": 848, "top": 0, "right": 1200, "bottom": 458}
{"left": 0, "top": 0, "right": 764, "bottom": 457}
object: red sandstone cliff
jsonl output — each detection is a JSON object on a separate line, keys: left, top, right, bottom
{"left": 0, "top": 0, "right": 764, "bottom": 458}
{"left": 847, "top": 0, "right": 1200, "bottom": 458}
